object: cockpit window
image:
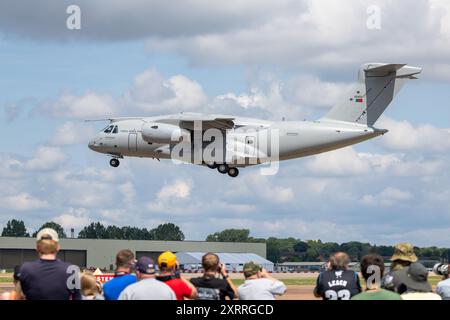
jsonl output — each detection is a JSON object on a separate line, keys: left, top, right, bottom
{"left": 112, "top": 126, "right": 118, "bottom": 134}
{"left": 104, "top": 125, "right": 114, "bottom": 133}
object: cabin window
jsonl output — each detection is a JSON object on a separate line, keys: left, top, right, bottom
{"left": 104, "top": 125, "right": 114, "bottom": 133}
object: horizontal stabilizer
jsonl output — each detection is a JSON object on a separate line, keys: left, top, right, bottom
{"left": 323, "top": 63, "right": 422, "bottom": 126}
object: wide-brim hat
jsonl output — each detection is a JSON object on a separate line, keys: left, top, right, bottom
{"left": 391, "top": 243, "right": 418, "bottom": 263}
{"left": 397, "top": 263, "right": 432, "bottom": 293}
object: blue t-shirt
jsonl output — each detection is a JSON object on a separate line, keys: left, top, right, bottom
{"left": 103, "top": 274, "right": 137, "bottom": 300}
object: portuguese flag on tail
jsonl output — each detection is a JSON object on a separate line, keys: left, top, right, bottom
{"left": 355, "top": 96, "right": 364, "bottom": 103}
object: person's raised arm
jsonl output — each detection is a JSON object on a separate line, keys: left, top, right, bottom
{"left": 220, "top": 264, "right": 238, "bottom": 300}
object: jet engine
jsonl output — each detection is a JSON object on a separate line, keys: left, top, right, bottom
{"left": 141, "top": 122, "right": 190, "bottom": 144}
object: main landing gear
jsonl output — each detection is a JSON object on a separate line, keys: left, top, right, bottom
{"left": 110, "top": 158, "right": 120, "bottom": 167}
{"left": 214, "top": 163, "right": 239, "bottom": 178}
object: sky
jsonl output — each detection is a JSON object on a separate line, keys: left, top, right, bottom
{"left": 1, "top": 0, "right": 450, "bottom": 246}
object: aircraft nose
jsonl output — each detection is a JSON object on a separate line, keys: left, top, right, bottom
{"left": 88, "top": 139, "right": 99, "bottom": 151}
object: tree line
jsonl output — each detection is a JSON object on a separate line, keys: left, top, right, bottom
{"left": 1, "top": 219, "right": 184, "bottom": 241}
{"left": 2, "top": 221, "right": 449, "bottom": 262}
{"left": 205, "top": 229, "right": 450, "bottom": 263}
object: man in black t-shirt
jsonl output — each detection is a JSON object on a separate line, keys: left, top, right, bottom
{"left": 190, "top": 253, "right": 237, "bottom": 300}
{"left": 19, "top": 228, "right": 81, "bottom": 300}
{"left": 314, "top": 252, "right": 362, "bottom": 300}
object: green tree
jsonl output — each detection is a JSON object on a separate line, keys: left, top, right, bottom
{"left": 206, "top": 229, "right": 250, "bottom": 242}
{"left": 266, "top": 237, "right": 298, "bottom": 262}
{"left": 105, "top": 225, "right": 124, "bottom": 239}
{"left": 32, "top": 221, "right": 67, "bottom": 238}
{"left": 293, "top": 241, "right": 309, "bottom": 253}
{"left": 78, "top": 222, "right": 107, "bottom": 239}
{"left": 149, "top": 223, "right": 184, "bottom": 241}
{"left": 1, "top": 219, "right": 29, "bottom": 237}
{"left": 122, "top": 226, "right": 152, "bottom": 240}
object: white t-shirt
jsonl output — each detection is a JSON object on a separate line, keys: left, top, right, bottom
{"left": 436, "top": 278, "right": 450, "bottom": 300}
{"left": 401, "top": 292, "right": 442, "bottom": 300}
{"left": 238, "top": 278, "right": 286, "bottom": 300}
{"left": 118, "top": 278, "right": 176, "bottom": 300}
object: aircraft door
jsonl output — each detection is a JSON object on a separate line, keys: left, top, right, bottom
{"left": 128, "top": 133, "right": 138, "bottom": 152}
{"left": 245, "top": 136, "right": 256, "bottom": 156}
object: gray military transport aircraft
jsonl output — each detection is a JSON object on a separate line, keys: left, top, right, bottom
{"left": 88, "top": 63, "right": 421, "bottom": 177}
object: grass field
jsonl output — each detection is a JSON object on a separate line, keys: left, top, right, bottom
{"left": 230, "top": 278, "right": 319, "bottom": 286}
{"left": 0, "top": 273, "right": 442, "bottom": 285}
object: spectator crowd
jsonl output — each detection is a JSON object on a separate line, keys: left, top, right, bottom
{"left": 0, "top": 228, "right": 449, "bottom": 300}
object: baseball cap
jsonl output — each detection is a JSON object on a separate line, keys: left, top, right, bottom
{"left": 243, "top": 261, "right": 261, "bottom": 278}
{"left": 391, "top": 243, "right": 417, "bottom": 262}
{"left": 397, "top": 262, "right": 432, "bottom": 292}
{"left": 135, "top": 257, "right": 156, "bottom": 274}
{"left": 158, "top": 251, "right": 177, "bottom": 269}
{"left": 36, "top": 228, "right": 59, "bottom": 242}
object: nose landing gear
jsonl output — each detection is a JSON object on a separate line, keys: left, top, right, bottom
{"left": 110, "top": 158, "right": 120, "bottom": 167}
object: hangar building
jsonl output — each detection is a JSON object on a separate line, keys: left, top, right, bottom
{"left": 0, "top": 237, "right": 267, "bottom": 271}
{"left": 176, "top": 252, "right": 274, "bottom": 272}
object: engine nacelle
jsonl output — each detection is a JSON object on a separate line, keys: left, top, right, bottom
{"left": 142, "top": 122, "right": 190, "bottom": 144}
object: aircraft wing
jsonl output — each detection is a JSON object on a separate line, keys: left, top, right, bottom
{"left": 156, "top": 113, "right": 235, "bottom": 131}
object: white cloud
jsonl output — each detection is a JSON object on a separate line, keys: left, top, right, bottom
{"left": 215, "top": 74, "right": 351, "bottom": 119}
{"left": 305, "top": 147, "right": 371, "bottom": 176}
{"left": 54, "top": 208, "right": 92, "bottom": 229}
{"left": 38, "top": 69, "right": 210, "bottom": 119}
{"left": 0, "top": 154, "right": 24, "bottom": 178}
{"left": 2, "top": 1, "right": 450, "bottom": 80}
{"left": 100, "top": 209, "right": 124, "bottom": 222}
{"left": 50, "top": 169, "right": 118, "bottom": 208}
{"left": 243, "top": 173, "right": 294, "bottom": 203}
{"left": 143, "top": 0, "right": 450, "bottom": 80}
{"left": 41, "top": 92, "right": 119, "bottom": 119}
{"left": 118, "top": 182, "right": 136, "bottom": 203}
{"left": 124, "top": 70, "right": 208, "bottom": 113}
{"left": 50, "top": 121, "right": 95, "bottom": 146}
{"left": 25, "top": 147, "right": 67, "bottom": 171}
{"left": 0, "top": 193, "right": 49, "bottom": 211}
{"left": 377, "top": 117, "right": 450, "bottom": 152}
{"left": 156, "top": 179, "right": 192, "bottom": 200}
{"left": 361, "top": 187, "right": 412, "bottom": 207}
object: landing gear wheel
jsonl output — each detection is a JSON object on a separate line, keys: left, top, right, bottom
{"left": 206, "top": 162, "right": 218, "bottom": 169}
{"left": 110, "top": 158, "right": 120, "bottom": 167}
{"left": 228, "top": 167, "right": 239, "bottom": 178}
{"left": 217, "top": 164, "right": 228, "bottom": 174}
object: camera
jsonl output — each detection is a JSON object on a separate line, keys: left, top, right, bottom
{"left": 433, "top": 263, "right": 449, "bottom": 276}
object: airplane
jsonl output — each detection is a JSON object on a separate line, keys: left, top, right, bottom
{"left": 88, "top": 63, "right": 422, "bottom": 178}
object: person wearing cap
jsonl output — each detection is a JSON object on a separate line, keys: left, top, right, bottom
{"left": 381, "top": 243, "right": 417, "bottom": 294}
{"left": 237, "top": 262, "right": 286, "bottom": 300}
{"left": 18, "top": 228, "right": 81, "bottom": 300}
{"left": 352, "top": 254, "right": 402, "bottom": 300}
{"left": 400, "top": 262, "right": 442, "bottom": 300}
{"left": 0, "top": 265, "right": 25, "bottom": 300}
{"left": 156, "top": 251, "right": 197, "bottom": 300}
{"left": 118, "top": 256, "right": 176, "bottom": 300}
{"left": 103, "top": 249, "right": 137, "bottom": 300}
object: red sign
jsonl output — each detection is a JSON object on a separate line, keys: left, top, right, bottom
{"left": 95, "top": 274, "right": 115, "bottom": 283}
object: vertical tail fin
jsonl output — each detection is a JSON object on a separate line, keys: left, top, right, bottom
{"left": 322, "top": 63, "right": 422, "bottom": 126}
